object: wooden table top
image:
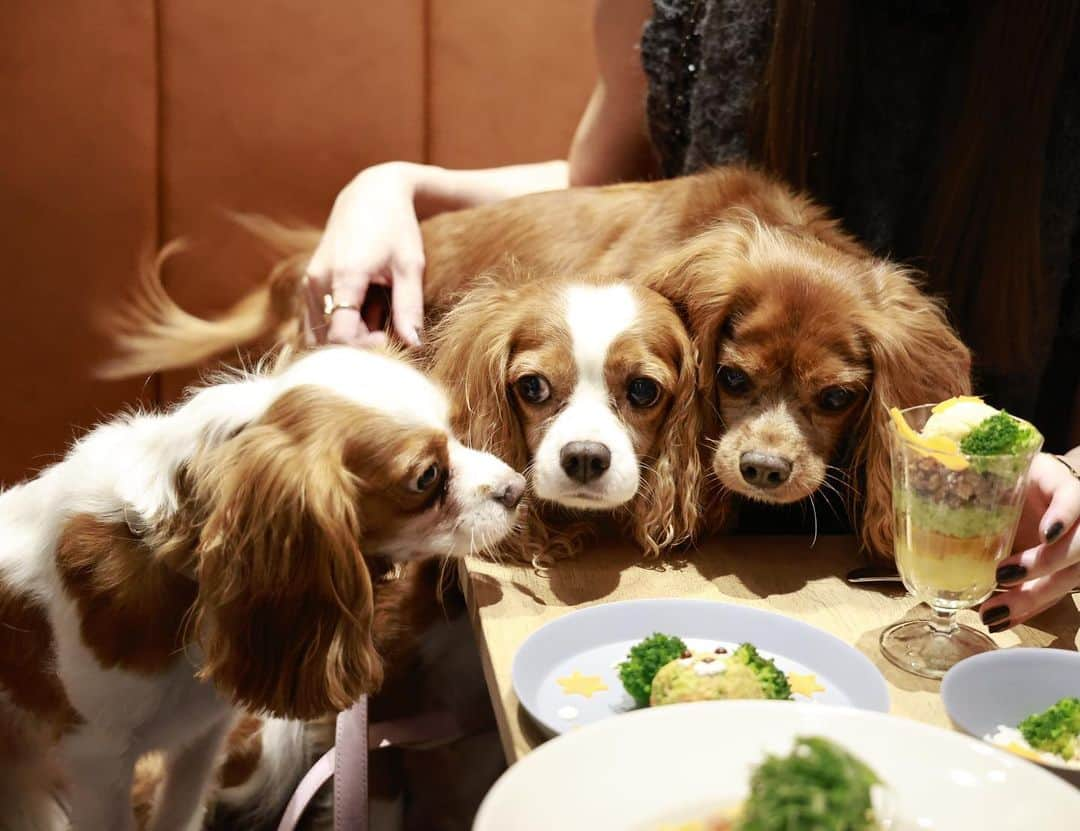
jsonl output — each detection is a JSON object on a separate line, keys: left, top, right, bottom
{"left": 459, "top": 534, "right": 1080, "bottom": 764}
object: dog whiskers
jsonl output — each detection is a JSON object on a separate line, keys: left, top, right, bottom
{"left": 807, "top": 491, "right": 820, "bottom": 549}
{"left": 824, "top": 464, "right": 861, "bottom": 499}
{"left": 815, "top": 479, "right": 848, "bottom": 522}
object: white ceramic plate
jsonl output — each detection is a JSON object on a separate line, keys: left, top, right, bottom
{"left": 512, "top": 598, "right": 889, "bottom": 736}
{"left": 474, "top": 700, "right": 1080, "bottom": 830}
{"left": 942, "top": 647, "right": 1080, "bottom": 783}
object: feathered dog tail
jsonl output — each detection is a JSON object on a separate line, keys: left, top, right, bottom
{"left": 96, "top": 217, "right": 319, "bottom": 380}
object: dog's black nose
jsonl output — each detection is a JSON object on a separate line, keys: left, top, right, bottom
{"left": 739, "top": 451, "right": 793, "bottom": 489}
{"left": 492, "top": 474, "right": 526, "bottom": 509}
{"left": 560, "top": 441, "right": 611, "bottom": 484}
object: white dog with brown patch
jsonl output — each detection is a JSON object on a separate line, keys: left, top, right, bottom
{"left": 426, "top": 273, "right": 701, "bottom": 562}
{"left": 528, "top": 283, "right": 651, "bottom": 509}
{"left": 0, "top": 347, "right": 523, "bottom": 831}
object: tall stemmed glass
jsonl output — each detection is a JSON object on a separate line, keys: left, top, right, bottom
{"left": 880, "top": 405, "right": 1042, "bottom": 679}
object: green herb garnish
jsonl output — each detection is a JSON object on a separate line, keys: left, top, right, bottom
{"left": 1020, "top": 697, "right": 1080, "bottom": 761}
{"left": 737, "top": 737, "right": 881, "bottom": 831}
{"left": 959, "top": 412, "right": 1038, "bottom": 455}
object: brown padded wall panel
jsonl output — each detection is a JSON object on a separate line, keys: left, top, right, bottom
{"left": 0, "top": 3, "right": 158, "bottom": 486}
{"left": 428, "top": 0, "right": 595, "bottom": 168}
{"left": 156, "top": 1, "right": 425, "bottom": 400}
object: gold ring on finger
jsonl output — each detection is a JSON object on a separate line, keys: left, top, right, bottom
{"left": 323, "top": 293, "right": 361, "bottom": 319}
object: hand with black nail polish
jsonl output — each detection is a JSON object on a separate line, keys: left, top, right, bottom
{"left": 980, "top": 450, "right": 1080, "bottom": 631}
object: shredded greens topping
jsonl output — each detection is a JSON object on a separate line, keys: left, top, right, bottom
{"left": 1020, "top": 697, "right": 1080, "bottom": 761}
{"left": 737, "top": 737, "right": 881, "bottom": 831}
{"left": 618, "top": 633, "right": 687, "bottom": 707}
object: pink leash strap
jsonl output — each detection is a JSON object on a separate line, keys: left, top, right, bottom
{"left": 274, "top": 701, "right": 463, "bottom": 831}
{"left": 333, "top": 696, "right": 368, "bottom": 831}
{"left": 275, "top": 698, "right": 368, "bottom": 831}
{"left": 274, "top": 745, "right": 337, "bottom": 831}
{"left": 368, "top": 709, "right": 464, "bottom": 749}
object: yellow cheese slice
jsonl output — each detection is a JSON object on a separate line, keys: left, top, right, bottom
{"left": 889, "top": 407, "right": 969, "bottom": 471}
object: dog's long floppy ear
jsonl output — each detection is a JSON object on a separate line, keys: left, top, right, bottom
{"left": 641, "top": 217, "right": 753, "bottom": 535}
{"left": 643, "top": 216, "right": 754, "bottom": 387}
{"left": 853, "top": 262, "right": 972, "bottom": 558}
{"left": 425, "top": 277, "right": 528, "bottom": 470}
{"left": 631, "top": 317, "right": 703, "bottom": 557}
{"left": 189, "top": 388, "right": 381, "bottom": 719}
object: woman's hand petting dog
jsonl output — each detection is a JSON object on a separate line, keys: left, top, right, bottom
{"left": 303, "top": 162, "right": 426, "bottom": 349}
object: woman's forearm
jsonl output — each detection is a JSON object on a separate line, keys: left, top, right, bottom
{"left": 394, "top": 160, "right": 570, "bottom": 219}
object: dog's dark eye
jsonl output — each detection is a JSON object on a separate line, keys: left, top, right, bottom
{"left": 515, "top": 374, "right": 551, "bottom": 404}
{"left": 412, "top": 463, "right": 441, "bottom": 492}
{"left": 819, "top": 386, "right": 855, "bottom": 412}
{"left": 718, "top": 366, "right": 751, "bottom": 395}
{"left": 627, "top": 377, "right": 661, "bottom": 408}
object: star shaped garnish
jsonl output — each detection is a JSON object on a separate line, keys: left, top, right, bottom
{"left": 787, "top": 672, "right": 825, "bottom": 697}
{"left": 556, "top": 671, "right": 609, "bottom": 698}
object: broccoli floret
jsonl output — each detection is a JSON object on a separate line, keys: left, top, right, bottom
{"left": 730, "top": 643, "right": 793, "bottom": 700}
{"left": 960, "top": 412, "right": 1038, "bottom": 455}
{"left": 618, "top": 633, "right": 687, "bottom": 707}
{"left": 737, "top": 737, "right": 881, "bottom": 831}
{"left": 1019, "top": 697, "right": 1080, "bottom": 761}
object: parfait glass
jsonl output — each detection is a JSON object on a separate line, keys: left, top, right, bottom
{"left": 880, "top": 405, "right": 1042, "bottom": 679}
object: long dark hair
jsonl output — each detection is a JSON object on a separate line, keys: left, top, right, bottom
{"left": 749, "top": 0, "right": 1078, "bottom": 375}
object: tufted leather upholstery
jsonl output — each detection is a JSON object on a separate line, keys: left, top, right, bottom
{"left": 0, "top": 0, "right": 594, "bottom": 484}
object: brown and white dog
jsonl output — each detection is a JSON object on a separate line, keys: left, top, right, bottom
{"left": 0, "top": 346, "right": 523, "bottom": 830}
{"left": 644, "top": 212, "right": 972, "bottom": 554}
{"left": 101, "top": 165, "right": 971, "bottom": 557}
{"left": 426, "top": 272, "right": 700, "bottom": 562}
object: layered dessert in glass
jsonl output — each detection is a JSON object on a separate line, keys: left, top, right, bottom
{"left": 882, "top": 397, "right": 1042, "bottom": 678}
